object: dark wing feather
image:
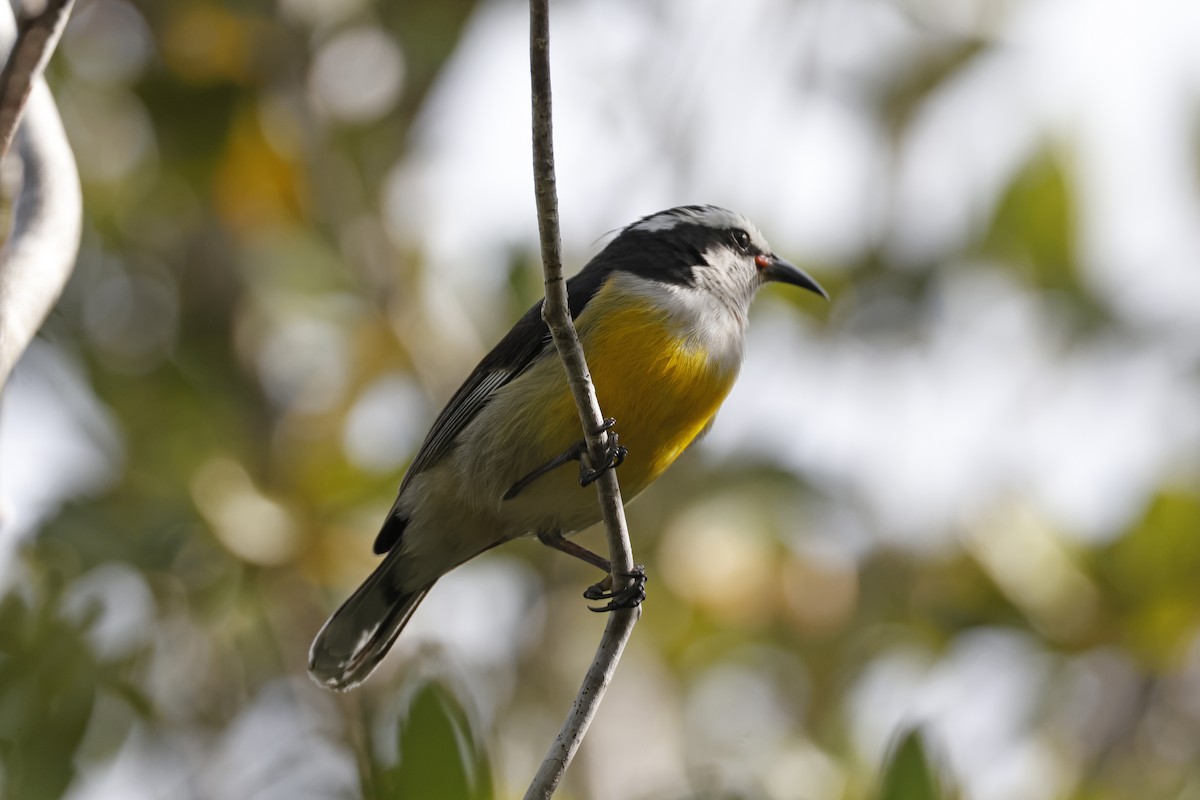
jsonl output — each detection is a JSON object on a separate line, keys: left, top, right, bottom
{"left": 401, "top": 364, "right": 521, "bottom": 482}
{"left": 372, "top": 260, "right": 617, "bottom": 554}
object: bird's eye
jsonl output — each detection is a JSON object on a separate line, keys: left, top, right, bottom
{"left": 732, "top": 229, "right": 752, "bottom": 253}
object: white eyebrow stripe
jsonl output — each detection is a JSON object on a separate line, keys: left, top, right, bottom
{"left": 629, "top": 206, "right": 770, "bottom": 252}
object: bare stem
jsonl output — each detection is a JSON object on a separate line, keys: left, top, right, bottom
{"left": 523, "top": 0, "right": 640, "bottom": 797}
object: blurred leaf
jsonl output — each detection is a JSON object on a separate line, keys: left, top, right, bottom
{"left": 1094, "top": 491, "right": 1200, "bottom": 665}
{"left": 980, "top": 149, "right": 1089, "bottom": 304}
{"left": 376, "top": 681, "right": 493, "bottom": 800}
{"left": 213, "top": 111, "right": 306, "bottom": 236}
{"left": 882, "top": 40, "right": 987, "bottom": 138}
{"left": 160, "top": 3, "right": 253, "bottom": 86}
{"left": 876, "top": 728, "right": 948, "bottom": 800}
{"left": 0, "top": 587, "right": 98, "bottom": 800}
{"left": 386, "top": 0, "right": 480, "bottom": 120}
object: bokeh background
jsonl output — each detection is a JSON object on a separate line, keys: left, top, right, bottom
{"left": 3, "top": 0, "right": 1200, "bottom": 797}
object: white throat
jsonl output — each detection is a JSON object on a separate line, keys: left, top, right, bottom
{"left": 612, "top": 272, "right": 749, "bottom": 375}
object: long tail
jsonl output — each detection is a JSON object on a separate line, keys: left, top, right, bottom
{"left": 309, "top": 557, "right": 432, "bottom": 691}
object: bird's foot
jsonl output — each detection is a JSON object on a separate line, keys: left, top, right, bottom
{"left": 579, "top": 417, "right": 627, "bottom": 487}
{"left": 585, "top": 565, "right": 647, "bottom": 612}
{"left": 536, "top": 530, "right": 647, "bottom": 612}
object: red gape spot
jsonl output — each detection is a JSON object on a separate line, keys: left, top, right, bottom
{"left": 754, "top": 254, "right": 771, "bottom": 271}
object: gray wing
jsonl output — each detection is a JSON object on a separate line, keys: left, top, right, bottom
{"left": 401, "top": 366, "right": 526, "bottom": 484}
{"left": 372, "top": 304, "right": 551, "bottom": 553}
{"left": 372, "top": 230, "right": 643, "bottom": 554}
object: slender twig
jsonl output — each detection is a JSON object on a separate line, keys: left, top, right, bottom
{"left": 0, "top": 0, "right": 81, "bottom": 392}
{"left": 0, "top": 0, "right": 74, "bottom": 161}
{"left": 523, "top": 0, "right": 640, "bottom": 797}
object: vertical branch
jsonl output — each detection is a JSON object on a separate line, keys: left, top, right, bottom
{"left": 524, "top": 0, "right": 640, "bottom": 797}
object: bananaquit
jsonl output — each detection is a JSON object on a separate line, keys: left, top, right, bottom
{"left": 310, "top": 205, "right": 827, "bottom": 690}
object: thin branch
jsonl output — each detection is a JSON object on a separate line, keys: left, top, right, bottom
{"left": 0, "top": 0, "right": 82, "bottom": 392}
{"left": 523, "top": 0, "right": 640, "bottom": 797}
{"left": 0, "top": 0, "right": 74, "bottom": 161}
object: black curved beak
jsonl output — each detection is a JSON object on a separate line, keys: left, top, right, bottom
{"left": 760, "top": 254, "right": 828, "bottom": 299}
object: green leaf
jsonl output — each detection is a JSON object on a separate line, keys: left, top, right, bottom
{"left": 979, "top": 148, "right": 1091, "bottom": 311}
{"left": 376, "top": 681, "right": 493, "bottom": 800}
{"left": 0, "top": 589, "right": 99, "bottom": 800}
{"left": 1094, "top": 491, "right": 1200, "bottom": 666}
{"left": 876, "top": 727, "right": 947, "bottom": 800}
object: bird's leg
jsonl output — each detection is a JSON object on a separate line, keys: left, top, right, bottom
{"left": 503, "top": 444, "right": 584, "bottom": 500}
{"left": 536, "top": 529, "right": 610, "bottom": 571}
{"left": 503, "top": 418, "right": 627, "bottom": 500}
{"left": 536, "top": 529, "right": 647, "bottom": 612}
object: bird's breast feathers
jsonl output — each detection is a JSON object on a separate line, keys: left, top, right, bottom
{"left": 547, "top": 273, "right": 743, "bottom": 491}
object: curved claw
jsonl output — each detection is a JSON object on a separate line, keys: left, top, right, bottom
{"left": 579, "top": 435, "right": 627, "bottom": 487}
{"left": 585, "top": 566, "right": 647, "bottom": 612}
{"left": 582, "top": 578, "right": 610, "bottom": 601}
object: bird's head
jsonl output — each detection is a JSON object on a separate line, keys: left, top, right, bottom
{"left": 600, "top": 205, "right": 827, "bottom": 319}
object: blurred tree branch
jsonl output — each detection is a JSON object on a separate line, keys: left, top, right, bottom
{"left": 0, "top": 0, "right": 73, "bottom": 159}
{"left": 523, "top": 0, "right": 640, "bottom": 797}
{"left": 0, "top": 0, "right": 80, "bottom": 393}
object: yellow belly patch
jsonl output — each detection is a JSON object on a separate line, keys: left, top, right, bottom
{"left": 540, "top": 289, "right": 738, "bottom": 496}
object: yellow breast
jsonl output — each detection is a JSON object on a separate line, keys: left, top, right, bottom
{"left": 555, "top": 288, "right": 738, "bottom": 496}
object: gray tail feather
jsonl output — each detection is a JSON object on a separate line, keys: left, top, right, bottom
{"left": 308, "top": 558, "right": 432, "bottom": 691}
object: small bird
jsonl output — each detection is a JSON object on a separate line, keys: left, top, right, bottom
{"left": 309, "top": 205, "right": 826, "bottom": 690}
